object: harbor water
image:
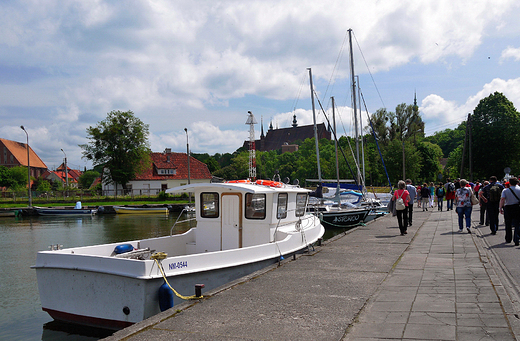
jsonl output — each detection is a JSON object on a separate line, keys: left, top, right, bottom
{"left": 0, "top": 212, "right": 193, "bottom": 341}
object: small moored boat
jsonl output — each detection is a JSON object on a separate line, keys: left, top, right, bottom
{"left": 113, "top": 206, "right": 169, "bottom": 214}
{"left": 34, "top": 202, "right": 97, "bottom": 216}
{"left": 33, "top": 181, "right": 324, "bottom": 330}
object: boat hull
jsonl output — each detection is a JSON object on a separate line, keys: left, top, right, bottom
{"left": 319, "top": 208, "right": 370, "bottom": 228}
{"left": 35, "top": 220, "right": 324, "bottom": 330}
{"left": 35, "top": 208, "right": 97, "bottom": 216}
{"left": 113, "top": 206, "right": 169, "bottom": 214}
{"left": 37, "top": 258, "right": 278, "bottom": 330}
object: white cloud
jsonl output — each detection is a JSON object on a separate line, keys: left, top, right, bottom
{"left": 421, "top": 77, "right": 520, "bottom": 135}
{"left": 2, "top": 0, "right": 520, "bottom": 169}
{"left": 500, "top": 46, "right": 520, "bottom": 62}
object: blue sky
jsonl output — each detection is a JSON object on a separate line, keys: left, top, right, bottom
{"left": 1, "top": 0, "right": 520, "bottom": 170}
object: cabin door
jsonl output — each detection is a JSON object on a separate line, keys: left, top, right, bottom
{"left": 221, "top": 194, "right": 242, "bottom": 251}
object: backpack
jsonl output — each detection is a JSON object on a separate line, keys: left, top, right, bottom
{"left": 447, "top": 183, "right": 455, "bottom": 193}
{"left": 395, "top": 191, "right": 406, "bottom": 210}
{"left": 436, "top": 187, "right": 445, "bottom": 197}
{"left": 488, "top": 184, "right": 502, "bottom": 202}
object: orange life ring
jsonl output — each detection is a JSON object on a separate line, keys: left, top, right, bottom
{"left": 255, "top": 180, "right": 284, "bottom": 188}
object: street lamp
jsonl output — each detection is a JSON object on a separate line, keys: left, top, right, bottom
{"left": 20, "top": 126, "right": 32, "bottom": 207}
{"left": 184, "top": 128, "right": 191, "bottom": 203}
{"left": 184, "top": 128, "right": 191, "bottom": 185}
{"left": 61, "top": 148, "right": 69, "bottom": 195}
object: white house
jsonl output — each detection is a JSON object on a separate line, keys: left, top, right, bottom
{"left": 102, "top": 148, "right": 212, "bottom": 196}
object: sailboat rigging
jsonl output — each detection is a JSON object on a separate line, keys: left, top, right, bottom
{"left": 307, "top": 67, "right": 371, "bottom": 228}
{"left": 305, "top": 28, "right": 391, "bottom": 224}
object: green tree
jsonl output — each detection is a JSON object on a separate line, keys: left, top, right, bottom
{"left": 383, "top": 139, "right": 422, "bottom": 184}
{"left": 471, "top": 92, "right": 520, "bottom": 179}
{"left": 424, "top": 123, "right": 466, "bottom": 158}
{"left": 203, "top": 157, "right": 220, "bottom": 173}
{"left": 445, "top": 145, "right": 463, "bottom": 180}
{"left": 7, "top": 166, "right": 29, "bottom": 190}
{"left": 78, "top": 170, "right": 100, "bottom": 189}
{"left": 0, "top": 165, "right": 10, "bottom": 188}
{"left": 388, "top": 103, "right": 425, "bottom": 142}
{"left": 367, "top": 108, "right": 390, "bottom": 146}
{"left": 36, "top": 179, "right": 52, "bottom": 193}
{"left": 80, "top": 110, "right": 151, "bottom": 191}
{"left": 416, "top": 141, "right": 443, "bottom": 182}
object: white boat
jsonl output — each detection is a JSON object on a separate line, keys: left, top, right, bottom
{"left": 33, "top": 181, "right": 324, "bottom": 330}
{"left": 113, "top": 205, "right": 169, "bottom": 214}
{"left": 34, "top": 207, "right": 97, "bottom": 216}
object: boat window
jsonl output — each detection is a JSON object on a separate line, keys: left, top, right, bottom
{"left": 277, "top": 193, "right": 288, "bottom": 219}
{"left": 200, "top": 192, "right": 219, "bottom": 218}
{"left": 296, "top": 193, "right": 308, "bottom": 217}
{"left": 245, "top": 193, "right": 266, "bottom": 219}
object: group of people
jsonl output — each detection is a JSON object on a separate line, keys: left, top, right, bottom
{"left": 390, "top": 176, "right": 520, "bottom": 243}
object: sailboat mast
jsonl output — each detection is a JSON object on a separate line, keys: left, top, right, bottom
{"left": 348, "top": 29, "right": 360, "bottom": 187}
{"left": 356, "top": 75, "right": 365, "bottom": 187}
{"left": 332, "top": 97, "right": 340, "bottom": 190}
{"left": 308, "top": 67, "right": 322, "bottom": 183}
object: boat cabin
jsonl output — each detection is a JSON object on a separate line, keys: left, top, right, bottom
{"left": 167, "top": 182, "right": 310, "bottom": 253}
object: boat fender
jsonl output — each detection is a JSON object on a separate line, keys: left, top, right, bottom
{"left": 158, "top": 281, "right": 174, "bottom": 311}
{"left": 114, "top": 244, "right": 134, "bottom": 254}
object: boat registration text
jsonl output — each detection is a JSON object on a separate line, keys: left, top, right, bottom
{"left": 169, "top": 261, "right": 188, "bottom": 270}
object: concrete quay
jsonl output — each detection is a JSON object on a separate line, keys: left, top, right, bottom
{"left": 105, "top": 206, "right": 520, "bottom": 341}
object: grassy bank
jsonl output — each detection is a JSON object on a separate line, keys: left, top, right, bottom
{"left": 0, "top": 198, "right": 191, "bottom": 209}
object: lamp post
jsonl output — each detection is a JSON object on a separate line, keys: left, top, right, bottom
{"left": 20, "top": 126, "right": 32, "bottom": 207}
{"left": 184, "top": 128, "right": 191, "bottom": 203}
{"left": 61, "top": 148, "right": 69, "bottom": 196}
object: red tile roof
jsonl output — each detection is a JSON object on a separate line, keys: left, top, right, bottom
{"left": 90, "top": 177, "right": 102, "bottom": 188}
{"left": 56, "top": 163, "right": 82, "bottom": 181}
{"left": 44, "top": 170, "right": 78, "bottom": 183}
{"left": 0, "top": 138, "right": 47, "bottom": 169}
{"left": 134, "top": 152, "right": 211, "bottom": 181}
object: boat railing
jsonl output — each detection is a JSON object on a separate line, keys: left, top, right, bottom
{"left": 170, "top": 206, "right": 197, "bottom": 236}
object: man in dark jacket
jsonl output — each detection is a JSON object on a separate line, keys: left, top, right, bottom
{"left": 479, "top": 181, "right": 489, "bottom": 226}
{"left": 482, "top": 176, "right": 504, "bottom": 235}
{"left": 406, "top": 179, "right": 417, "bottom": 226}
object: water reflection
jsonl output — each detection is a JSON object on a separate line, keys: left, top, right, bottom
{"left": 42, "top": 321, "right": 113, "bottom": 341}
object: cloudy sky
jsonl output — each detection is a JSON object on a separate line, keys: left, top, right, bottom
{"left": 1, "top": 0, "right": 520, "bottom": 170}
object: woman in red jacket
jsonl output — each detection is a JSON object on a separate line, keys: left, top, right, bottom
{"left": 392, "top": 180, "right": 410, "bottom": 235}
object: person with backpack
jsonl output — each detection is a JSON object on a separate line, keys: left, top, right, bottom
{"left": 392, "top": 180, "right": 410, "bottom": 236}
{"left": 445, "top": 179, "right": 456, "bottom": 211}
{"left": 482, "top": 176, "right": 504, "bottom": 235}
{"left": 499, "top": 177, "right": 520, "bottom": 245}
{"left": 436, "top": 182, "right": 446, "bottom": 211}
{"left": 455, "top": 179, "right": 473, "bottom": 233}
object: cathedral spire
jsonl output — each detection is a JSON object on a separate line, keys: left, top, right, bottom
{"left": 260, "top": 116, "right": 265, "bottom": 139}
